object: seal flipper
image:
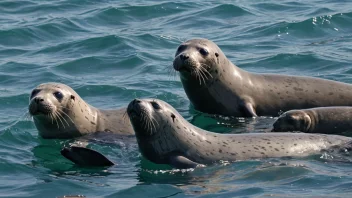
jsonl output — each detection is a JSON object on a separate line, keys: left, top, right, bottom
{"left": 61, "top": 146, "right": 114, "bottom": 167}
{"left": 168, "top": 155, "right": 203, "bottom": 169}
{"left": 242, "top": 102, "right": 258, "bottom": 117}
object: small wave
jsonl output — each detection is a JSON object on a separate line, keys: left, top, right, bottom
{"left": 53, "top": 54, "right": 143, "bottom": 81}
{"left": 202, "top": 4, "right": 254, "bottom": 18}
{"left": 0, "top": 0, "right": 37, "bottom": 14}
{"left": 33, "top": 35, "right": 132, "bottom": 58}
{"left": 0, "top": 27, "right": 43, "bottom": 48}
{"left": 252, "top": 2, "right": 312, "bottom": 13}
{"left": 30, "top": 17, "right": 90, "bottom": 42}
{"left": 86, "top": 2, "right": 188, "bottom": 28}
{"left": 0, "top": 48, "right": 29, "bottom": 58}
{"left": 74, "top": 84, "right": 128, "bottom": 97}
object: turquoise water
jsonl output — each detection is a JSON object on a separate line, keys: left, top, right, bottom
{"left": 1, "top": 0, "right": 352, "bottom": 197}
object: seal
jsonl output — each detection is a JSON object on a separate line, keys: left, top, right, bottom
{"left": 28, "top": 82, "right": 133, "bottom": 139}
{"left": 272, "top": 107, "right": 352, "bottom": 134}
{"left": 127, "top": 98, "right": 352, "bottom": 168}
{"left": 173, "top": 38, "right": 352, "bottom": 117}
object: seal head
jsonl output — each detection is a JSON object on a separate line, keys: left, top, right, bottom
{"left": 173, "top": 38, "right": 257, "bottom": 116}
{"left": 29, "top": 82, "right": 134, "bottom": 139}
{"left": 29, "top": 83, "right": 101, "bottom": 139}
{"left": 272, "top": 110, "right": 312, "bottom": 132}
{"left": 29, "top": 83, "right": 83, "bottom": 138}
{"left": 127, "top": 98, "right": 201, "bottom": 168}
{"left": 173, "top": 39, "right": 222, "bottom": 86}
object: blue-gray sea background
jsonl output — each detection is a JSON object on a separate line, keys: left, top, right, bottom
{"left": 1, "top": 0, "right": 352, "bottom": 197}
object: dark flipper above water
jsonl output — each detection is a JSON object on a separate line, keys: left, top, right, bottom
{"left": 168, "top": 155, "right": 203, "bottom": 169}
{"left": 61, "top": 146, "right": 115, "bottom": 167}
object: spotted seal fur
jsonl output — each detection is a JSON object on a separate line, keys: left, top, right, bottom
{"left": 127, "top": 99, "right": 352, "bottom": 168}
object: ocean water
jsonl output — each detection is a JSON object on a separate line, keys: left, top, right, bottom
{"left": 1, "top": 0, "right": 352, "bottom": 197}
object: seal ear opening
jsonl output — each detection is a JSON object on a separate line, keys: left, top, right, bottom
{"left": 215, "top": 52, "right": 220, "bottom": 64}
{"left": 171, "top": 113, "right": 176, "bottom": 122}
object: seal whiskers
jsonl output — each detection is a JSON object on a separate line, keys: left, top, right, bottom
{"left": 200, "top": 63, "right": 213, "bottom": 79}
{"left": 54, "top": 111, "right": 66, "bottom": 129}
{"left": 23, "top": 111, "right": 32, "bottom": 122}
{"left": 56, "top": 110, "right": 71, "bottom": 127}
{"left": 122, "top": 110, "right": 129, "bottom": 124}
{"left": 141, "top": 113, "right": 151, "bottom": 132}
{"left": 140, "top": 109, "right": 158, "bottom": 135}
{"left": 193, "top": 69, "right": 205, "bottom": 85}
{"left": 50, "top": 112, "right": 59, "bottom": 129}
{"left": 166, "top": 63, "right": 178, "bottom": 81}
{"left": 188, "top": 63, "right": 212, "bottom": 86}
{"left": 57, "top": 108, "right": 74, "bottom": 126}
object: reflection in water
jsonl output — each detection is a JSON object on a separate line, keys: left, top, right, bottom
{"left": 132, "top": 145, "right": 352, "bottom": 197}
{"left": 190, "top": 112, "right": 276, "bottom": 133}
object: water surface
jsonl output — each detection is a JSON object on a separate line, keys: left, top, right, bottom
{"left": 1, "top": 0, "right": 352, "bottom": 197}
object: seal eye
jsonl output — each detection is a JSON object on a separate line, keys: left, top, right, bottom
{"left": 151, "top": 101, "right": 161, "bottom": 110}
{"left": 53, "top": 91, "right": 64, "bottom": 100}
{"left": 199, "top": 48, "right": 209, "bottom": 56}
{"left": 30, "top": 89, "right": 40, "bottom": 99}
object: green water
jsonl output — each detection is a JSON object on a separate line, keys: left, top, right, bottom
{"left": 1, "top": 0, "right": 352, "bottom": 197}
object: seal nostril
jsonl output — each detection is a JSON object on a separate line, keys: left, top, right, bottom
{"left": 34, "top": 97, "right": 42, "bottom": 104}
{"left": 180, "top": 54, "right": 189, "bottom": 61}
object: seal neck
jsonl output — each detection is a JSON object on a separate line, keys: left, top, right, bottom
{"left": 69, "top": 99, "right": 99, "bottom": 134}
{"left": 179, "top": 59, "right": 252, "bottom": 115}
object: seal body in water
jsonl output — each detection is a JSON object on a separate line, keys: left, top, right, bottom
{"left": 272, "top": 107, "right": 352, "bottom": 135}
{"left": 127, "top": 98, "right": 352, "bottom": 168}
{"left": 29, "top": 82, "right": 133, "bottom": 139}
{"left": 173, "top": 38, "right": 352, "bottom": 117}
